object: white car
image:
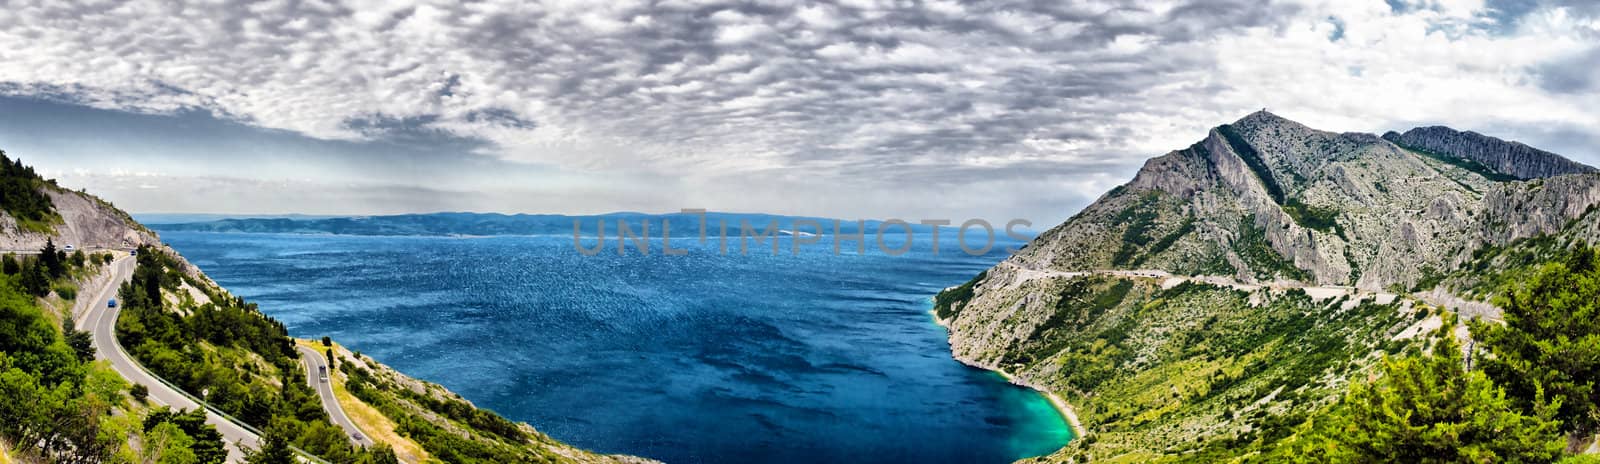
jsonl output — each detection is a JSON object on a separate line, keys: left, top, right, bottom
{"left": 63, "top": 244, "right": 75, "bottom": 251}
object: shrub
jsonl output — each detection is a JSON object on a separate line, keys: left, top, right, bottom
{"left": 53, "top": 284, "right": 76, "bottom": 300}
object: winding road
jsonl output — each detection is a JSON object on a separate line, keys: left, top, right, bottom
{"left": 297, "top": 345, "right": 372, "bottom": 447}
{"left": 74, "top": 256, "right": 259, "bottom": 462}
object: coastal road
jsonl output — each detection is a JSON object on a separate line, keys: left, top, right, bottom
{"left": 1001, "top": 262, "right": 1401, "bottom": 303}
{"left": 297, "top": 345, "right": 373, "bottom": 447}
{"left": 75, "top": 256, "right": 259, "bottom": 462}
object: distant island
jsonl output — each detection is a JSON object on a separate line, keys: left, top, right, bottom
{"left": 146, "top": 211, "right": 1036, "bottom": 241}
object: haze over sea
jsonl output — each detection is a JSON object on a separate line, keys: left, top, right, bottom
{"left": 156, "top": 219, "right": 1072, "bottom": 463}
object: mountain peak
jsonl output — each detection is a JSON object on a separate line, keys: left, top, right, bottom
{"left": 1234, "top": 109, "right": 1297, "bottom": 127}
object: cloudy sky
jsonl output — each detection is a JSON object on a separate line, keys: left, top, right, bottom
{"left": 1, "top": 0, "right": 1598, "bottom": 226}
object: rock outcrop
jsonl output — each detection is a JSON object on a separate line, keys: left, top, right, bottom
{"left": 1383, "top": 126, "right": 1597, "bottom": 180}
{"left": 0, "top": 186, "right": 157, "bottom": 251}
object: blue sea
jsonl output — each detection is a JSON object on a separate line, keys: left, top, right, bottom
{"left": 159, "top": 227, "right": 1072, "bottom": 463}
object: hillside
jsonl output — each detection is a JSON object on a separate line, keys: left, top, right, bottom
{"left": 1004, "top": 111, "right": 1600, "bottom": 291}
{"left": 0, "top": 150, "right": 649, "bottom": 464}
{"left": 937, "top": 112, "right": 1600, "bottom": 462}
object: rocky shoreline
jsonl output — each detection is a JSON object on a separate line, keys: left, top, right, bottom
{"left": 930, "top": 310, "right": 1087, "bottom": 442}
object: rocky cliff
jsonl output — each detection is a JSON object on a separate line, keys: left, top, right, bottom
{"left": 1384, "top": 126, "right": 1598, "bottom": 180}
{"left": 0, "top": 186, "right": 157, "bottom": 251}
{"left": 940, "top": 112, "right": 1600, "bottom": 462}
{"left": 1003, "top": 111, "right": 1600, "bottom": 291}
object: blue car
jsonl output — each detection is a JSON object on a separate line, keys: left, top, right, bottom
{"left": 107, "top": 298, "right": 117, "bottom": 308}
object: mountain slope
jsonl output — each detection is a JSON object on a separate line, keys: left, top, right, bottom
{"left": 939, "top": 112, "right": 1600, "bottom": 462}
{"left": 1008, "top": 111, "right": 1600, "bottom": 291}
{"left": 0, "top": 151, "right": 649, "bottom": 464}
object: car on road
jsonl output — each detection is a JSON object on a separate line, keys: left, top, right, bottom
{"left": 64, "top": 244, "right": 75, "bottom": 251}
{"left": 351, "top": 432, "right": 364, "bottom": 441}
{"left": 107, "top": 298, "right": 117, "bottom": 308}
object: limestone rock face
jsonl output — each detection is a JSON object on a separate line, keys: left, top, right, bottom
{"left": 1478, "top": 173, "right": 1600, "bottom": 243}
{"left": 1001, "top": 111, "right": 1600, "bottom": 294}
{"left": 1383, "top": 126, "right": 1597, "bottom": 180}
{"left": 0, "top": 187, "right": 159, "bottom": 251}
{"left": 994, "top": 112, "right": 1600, "bottom": 293}
{"left": 954, "top": 112, "right": 1600, "bottom": 358}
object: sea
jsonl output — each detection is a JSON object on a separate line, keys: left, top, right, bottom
{"left": 158, "top": 225, "right": 1072, "bottom": 463}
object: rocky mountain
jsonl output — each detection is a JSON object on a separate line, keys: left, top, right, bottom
{"left": 1384, "top": 126, "right": 1598, "bottom": 180}
{"left": 936, "top": 112, "right": 1600, "bottom": 461}
{"left": 1004, "top": 111, "right": 1600, "bottom": 291}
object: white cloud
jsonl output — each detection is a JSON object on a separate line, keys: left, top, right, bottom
{"left": 0, "top": 0, "right": 1597, "bottom": 224}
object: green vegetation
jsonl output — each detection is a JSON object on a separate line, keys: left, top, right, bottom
{"left": 1412, "top": 264, "right": 1446, "bottom": 292}
{"left": 1233, "top": 215, "right": 1312, "bottom": 281}
{"left": 1472, "top": 246, "right": 1600, "bottom": 437}
{"left": 1282, "top": 198, "right": 1343, "bottom": 237}
{"left": 1016, "top": 240, "right": 1600, "bottom": 462}
{"left": 1454, "top": 234, "right": 1568, "bottom": 298}
{"left": 0, "top": 150, "right": 59, "bottom": 234}
{"left": 0, "top": 241, "right": 163, "bottom": 463}
{"left": 115, "top": 246, "right": 390, "bottom": 464}
{"left": 1018, "top": 277, "right": 1412, "bottom": 461}
{"left": 143, "top": 407, "right": 231, "bottom": 463}
{"left": 1283, "top": 320, "right": 1565, "bottom": 463}
{"left": 1107, "top": 191, "right": 1195, "bottom": 267}
{"left": 1110, "top": 193, "right": 1162, "bottom": 266}
{"left": 341, "top": 363, "right": 566, "bottom": 464}
{"left": 933, "top": 270, "right": 985, "bottom": 320}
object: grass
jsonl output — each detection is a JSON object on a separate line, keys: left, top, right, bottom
{"left": 296, "top": 339, "right": 430, "bottom": 463}
{"left": 15, "top": 216, "right": 59, "bottom": 235}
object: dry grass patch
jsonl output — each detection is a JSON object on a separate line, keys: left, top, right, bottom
{"left": 296, "top": 339, "right": 429, "bottom": 463}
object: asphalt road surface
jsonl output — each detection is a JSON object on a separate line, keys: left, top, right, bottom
{"left": 297, "top": 344, "right": 373, "bottom": 447}
{"left": 76, "top": 256, "right": 259, "bottom": 462}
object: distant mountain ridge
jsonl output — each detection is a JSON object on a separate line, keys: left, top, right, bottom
{"left": 151, "top": 211, "right": 1024, "bottom": 239}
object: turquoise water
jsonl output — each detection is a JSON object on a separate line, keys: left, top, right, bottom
{"left": 159, "top": 230, "right": 1072, "bottom": 463}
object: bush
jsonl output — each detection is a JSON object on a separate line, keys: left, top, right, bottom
{"left": 131, "top": 383, "right": 149, "bottom": 403}
{"left": 53, "top": 284, "right": 76, "bottom": 300}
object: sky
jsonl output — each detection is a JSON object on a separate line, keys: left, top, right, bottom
{"left": 1, "top": 0, "right": 1598, "bottom": 226}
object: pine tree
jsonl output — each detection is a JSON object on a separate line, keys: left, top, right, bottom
{"left": 21, "top": 259, "right": 49, "bottom": 296}
{"left": 1473, "top": 246, "right": 1600, "bottom": 436}
{"left": 40, "top": 239, "right": 64, "bottom": 278}
{"left": 1288, "top": 319, "right": 1566, "bottom": 462}
{"left": 245, "top": 421, "right": 296, "bottom": 464}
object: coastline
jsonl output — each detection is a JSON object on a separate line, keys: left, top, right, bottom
{"left": 930, "top": 310, "right": 1088, "bottom": 440}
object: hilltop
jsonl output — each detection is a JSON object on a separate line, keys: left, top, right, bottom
{"left": 937, "top": 112, "right": 1600, "bottom": 462}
